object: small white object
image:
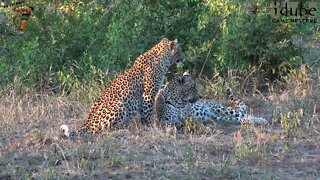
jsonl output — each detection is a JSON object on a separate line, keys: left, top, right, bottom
{"left": 60, "top": 125, "right": 70, "bottom": 138}
{"left": 183, "top": 71, "right": 190, "bottom": 76}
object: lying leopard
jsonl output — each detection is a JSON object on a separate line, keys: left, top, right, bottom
{"left": 181, "top": 89, "right": 268, "bottom": 125}
{"left": 61, "top": 38, "right": 183, "bottom": 139}
{"left": 154, "top": 72, "right": 202, "bottom": 129}
{"left": 154, "top": 75, "right": 267, "bottom": 130}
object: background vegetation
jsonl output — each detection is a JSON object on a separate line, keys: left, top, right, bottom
{"left": 0, "top": 1, "right": 319, "bottom": 179}
{"left": 1, "top": 0, "right": 318, "bottom": 92}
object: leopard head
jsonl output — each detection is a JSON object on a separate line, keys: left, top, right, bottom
{"left": 165, "top": 72, "right": 201, "bottom": 108}
{"left": 177, "top": 72, "right": 201, "bottom": 103}
{"left": 169, "top": 39, "right": 183, "bottom": 66}
{"left": 155, "top": 38, "right": 184, "bottom": 70}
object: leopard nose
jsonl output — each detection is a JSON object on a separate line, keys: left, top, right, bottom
{"left": 189, "top": 99, "right": 197, "bottom": 103}
{"left": 176, "top": 61, "right": 183, "bottom": 68}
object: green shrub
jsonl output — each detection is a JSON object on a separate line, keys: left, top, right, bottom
{"left": 0, "top": 0, "right": 315, "bottom": 90}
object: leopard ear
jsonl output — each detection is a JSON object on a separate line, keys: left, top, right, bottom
{"left": 177, "top": 76, "right": 184, "bottom": 84}
{"left": 180, "top": 71, "right": 191, "bottom": 83}
{"left": 161, "top": 38, "right": 169, "bottom": 43}
{"left": 183, "top": 71, "right": 190, "bottom": 76}
{"left": 178, "top": 75, "right": 189, "bottom": 85}
{"left": 170, "top": 39, "right": 178, "bottom": 50}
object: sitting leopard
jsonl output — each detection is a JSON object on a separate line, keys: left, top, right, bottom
{"left": 154, "top": 72, "right": 202, "bottom": 129}
{"left": 61, "top": 38, "right": 183, "bottom": 139}
{"left": 181, "top": 89, "right": 268, "bottom": 125}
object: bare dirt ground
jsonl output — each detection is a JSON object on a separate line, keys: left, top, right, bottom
{"left": 0, "top": 69, "right": 319, "bottom": 179}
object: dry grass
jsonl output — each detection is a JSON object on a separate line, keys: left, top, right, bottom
{"left": 0, "top": 68, "right": 319, "bottom": 179}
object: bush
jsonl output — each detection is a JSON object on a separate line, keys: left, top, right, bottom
{"left": 0, "top": 0, "right": 315, "bottom": 90}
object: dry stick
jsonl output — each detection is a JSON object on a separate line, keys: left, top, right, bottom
{"left": 53, "top": 143, "right": 70, "bottom": 170}
{"left": 239, "top": 64, "right": 260, "bottom": 90}
{"left": 198, "top": 40, "right": 214, "bottom": 79}
{"left": 240, "top": 66, "right": 256, "bottom": 94}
